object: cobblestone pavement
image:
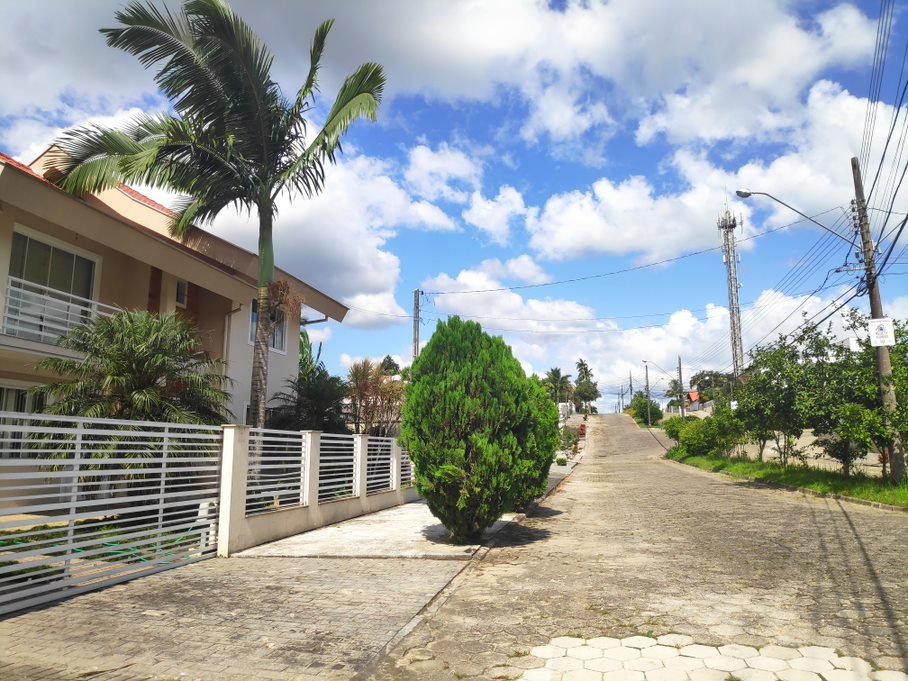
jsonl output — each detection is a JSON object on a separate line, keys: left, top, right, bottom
{"left": 0, "top": 557, "right": 464, "bottom": 680}
{"left": 368, "top": 414, "right": 908, "bottom": 680}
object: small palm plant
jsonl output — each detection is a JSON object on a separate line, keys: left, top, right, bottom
{"left": 33, "top": 310, "right": 231, "bottom": 425}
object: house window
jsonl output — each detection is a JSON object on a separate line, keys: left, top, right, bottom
{"left": 9, "top": 231, "right": 95, "bottom": 299}
{"left": 175, "top": 279, "right": 189, "bottom": 308}
{"left": 249, "top": 299, "right": 287, "bottom": 353}
{"left": 0, "top": 385, "right": 41, "bottom": 459}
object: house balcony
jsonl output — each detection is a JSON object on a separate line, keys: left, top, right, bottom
{"left": 2, "top": 276, "right": 118, "bottom": 347}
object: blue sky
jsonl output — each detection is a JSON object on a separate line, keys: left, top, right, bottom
{"left": 1, "top": 0, "right": 906, "bottom": 408}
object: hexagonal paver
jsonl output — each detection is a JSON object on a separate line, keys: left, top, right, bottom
{"left": 790, "top": 657, "right": 834, "bottom": 673}
{"left": 657, "top": 634, "right": 694, "bottom": 648}
{"left": 704, "top": 655, "right": 747, "bottom": 672}
{"left": 644, "top": 669, "right": 690, "bottom": 681}
{"left": 679, "top": 645, "right": 720, "bottom": 659}
{"left": 602, "top": 647, "right": 642, "bottom": 661}
{"left": 642, "top": 645, "right": 680, "bottom": 660}
{"left": 563, "top": 669, "right": 605, "bottom": 681}
{"left": 664, "top": 656, "right": 705, "bottom": 672}
{"left": 760, "top": 646, "right": 802, "bottom": 660}
{"left": 568, "top": 646, "right": 604, "bottom": 661}
{"left": 822, "top": 671, "right": 866, "bottom": 681}
{"left": 747, "top": 656, "right": 790, "bottom": 672}
{"left": 625, "top": 658, "right": 664, "bottom": 673}
{"left": 532, "top": 645, "right": 568, "bottom": 659}
{"left": 586, "top": 657, "right": 624, "bottom": 673}
{"left": 588, "top": 637, "right": 622, "bottom": 650}
{"left": 688, "top": 669, "right": 730, "bottom": 681}
{"left": 735, "top": 669, "right": 779, "bottom": 681}
{"left": 798, "top": 647, "right": 837, "bottom": 661}
{"left": 603, "top": 670, "right": 645, "bottom": 681}
{"left": 548, "top": 656, "right": 584, "bottom": 672}
{"left": 553, "top": 637, "right": 588, "bottom": 649}
{"left": 873, "top": 673, "right": 908, "bottom": 681}
{"left": 523, "top": 669, "right": 561, "bottom": 681}
{"left": 623, "top": 636, "right": 658, "bottom": 649}
{"left": 777, "top": 670, "right": 822, "bottom": 681}
{"left": 832, "top": 657, "right": 872, "bottom": 674}
{"left": 719, "top": 644, "right": 759, "bottom": 659}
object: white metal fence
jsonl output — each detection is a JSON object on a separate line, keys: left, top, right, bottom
{"left": 3, "top": 276, "right": 119, "bottom": 345}
{"left": 245, "top": 428, "right": 306, "bottom": 516}
{"left": 317, "top": 433, "right": 356, "bottom": 503}
{"left": 0, "top": 413, "right": 221, "bottom": 616}
{"left": 400, "top": 450, "right": 414, "bottom": 488}
{"left": 366, "top": 437, "right": 394, "bottom": 495}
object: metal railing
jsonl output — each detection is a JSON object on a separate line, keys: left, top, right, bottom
{"left": 2, "top": 276, "right": 119, "bottom": 344}
{"left": 0, "top": 412, "right": 221, "bottom": 616}
{"left": 317, "top": 433, "right": 355, "bottom": 503}
{"left": 245, "top": 429, "right": 305, "bottom": 516}
{"left": 365, "top": 437, "right": 393, "bottom": 495}
{"left": 400, "top": 450, "right": 414, "bottom": 487}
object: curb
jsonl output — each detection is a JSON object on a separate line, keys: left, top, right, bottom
{"left": 664, "top": 455, "right": 907, "bottom": 514}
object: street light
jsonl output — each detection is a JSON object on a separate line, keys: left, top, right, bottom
{"left": 735, "top": 189, "right": 853, "bottom": 245}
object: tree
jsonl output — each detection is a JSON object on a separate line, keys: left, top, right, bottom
{"left": 573, "top": 358, "right": 601, "bottom": 413}
{"left": 629, "top": 391, "right": 662, "bottom": 425}
{"left": 380, "top": 355, "right": 401, "bottom": 376}
{"left": 347, "top": 359, "right": 404, "bottom": 436}
{"left": 400, "top": 317, "right": 559, "bottom": 543}
{"left": 689, "top": 370, "right": 736, "bottom": 402}
{"left": 50, "top": 0, "right": 385, "bottom": 428}
{"left": 543, "top": 367, "right": 573, "bottom": 404}
{"left": 33, "top": 310, "right": 230, "bottom": 424}
{"left": 268, "top": 365, "right": 348, "bottom": 434}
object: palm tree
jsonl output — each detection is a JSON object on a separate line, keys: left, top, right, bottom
{"left": 33, "top": 310, "right": 231, "bottom": 424}
{"left": 268, "top": 363, "right": 348, "bottom": 433}
{"left": 50, "top": 0, "right": 385, "bottom": 427}
{"left": 543, "top": 367, "right": 573, "bottom": 404}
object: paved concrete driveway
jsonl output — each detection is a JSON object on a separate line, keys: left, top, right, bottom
{"left": 368, "top": 414, "right": 908, "bottom": 679}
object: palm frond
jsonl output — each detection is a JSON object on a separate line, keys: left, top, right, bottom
{"left": 291, "top": 19, "right": 334, "bottom": 119}
{"left": 307, "top": 62, "right": 385, "bottom": 156}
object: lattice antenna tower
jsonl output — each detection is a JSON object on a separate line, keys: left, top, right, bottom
{"left": 719, "top": 210, "right": 745, "bottom": 378}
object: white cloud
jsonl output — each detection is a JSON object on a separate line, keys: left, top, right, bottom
{"left": 305, "top": 326, "right": 333, "bottom": 345}
{"left": 477, "top": 255, "right": 550, "bottom": 285}
{"left": 404, "top": 143, "right": 482, "bottom": 204}
{"left": 462, "top": 186, "right": 526, "bottom": 245}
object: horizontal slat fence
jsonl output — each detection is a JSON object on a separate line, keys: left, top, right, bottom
{"left": 400, "top": 450, "right": 414, "bottom": 487}
{"left": 245, "top": 428, "right": 305, "bottom": 516}
{"left": 365, "top": 437, "right": 394, "bottom": 495}
{"left": 0, "top": 412, "right": 221, "bottom": 616}
{"left": 317, "top": 433, "right": 356, "bottom": 503}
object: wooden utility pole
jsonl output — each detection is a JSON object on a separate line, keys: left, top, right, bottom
{"left": 644, "top": 361, "right": 651, "bottom": 426}
{"left": 678, "top": 355, "right": 686, "bottom": 418}
{"left": 629, "top": 371, "right": 634, "bottom": 396}
{"left": 851, "top": 157, "right": 905, "bottom": 481}
{"left": 412, "top": 289, "right": 421, "bottom": 362}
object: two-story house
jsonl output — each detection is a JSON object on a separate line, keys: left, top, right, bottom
{"left": 0, "top": 149, "right": 347, "bottom": 424}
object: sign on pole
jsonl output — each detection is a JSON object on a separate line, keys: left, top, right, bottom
{"left": 869, "top": 318, "right": 896, "bottom": 347}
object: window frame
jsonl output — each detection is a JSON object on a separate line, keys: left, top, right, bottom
{"left": 248, "top": 299, "right": 288, "bottom": 355}
{"left": 10, "top": 224, "right": 102, "bottom": 301}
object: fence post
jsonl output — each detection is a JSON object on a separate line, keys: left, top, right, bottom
{"left": 63, "top": 420, "right": 84, "bottom": 582}
{"left": 156, "top": 425, "right": 170, "bottom": 557}
{"left": 391, "top": 440, "right": 402, "bottom": 491}
{"left": 303, "top": 431, "right": 320, "bottom": 508}
{"left": 217, "top": 425, "right": 249, "bottom": 558}
{"left": 354, "top": 434, "right": 368, "bottom": 499}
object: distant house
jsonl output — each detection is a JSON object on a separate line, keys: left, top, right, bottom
{"left": 0, "top": 148, "right": 347, "bottom": 424}
{"left": 686, "top": 391, "right": 700, "bottom": 411}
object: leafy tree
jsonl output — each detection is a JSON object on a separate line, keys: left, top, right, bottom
{"left": 33, "top": 310, "right": 230, "bottom": 424}
{"left": 268, "top": 364, "right": 348, "bottom": 433}
{"left": 572, "top": 358, "right": 601, "bottom": 413}
{"left": 690, "top": 370, "right": 736, "bottom": 402}
{"left": 380, "top": 355, "right": 401, "bottom": 376}
{"left": 543, "top": 367, "right": 573, "bottom": 404}
{"left": 400, "top": 317, "right": 558, "bottom": 543}
{"left": 629, "top": 391, "right": 662, "bottom": 425}
{"left": 51, "top": 0, "right": 385, "bottom": 428}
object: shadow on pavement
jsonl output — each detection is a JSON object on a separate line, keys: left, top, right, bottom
{"left": 492, "top": 524, "right": 552, "bottom": 547}
{"left": 527, "top": 506, "right": 563, "bottom": 518}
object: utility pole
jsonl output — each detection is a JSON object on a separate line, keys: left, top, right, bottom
{"left": 644, "top": 361, "right": 651, "bottom": 426}
{"left": 719, "top": 210, "right": 745, "bottom": 378}
{"left": 678, "top": 355, "right": 686, "bottom": 418}
{"left": 629, "top": 371, "right": 634, "bottom": 397}
{"left": 619, "top": 384, "right": 626, "bottom": 411}
{"left": 412, "top": 289, "right": 421, "bottom": 361}
{"left": 851, "top": 157, "right": 906, "bottom": 482}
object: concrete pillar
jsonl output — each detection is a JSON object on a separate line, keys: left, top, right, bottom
{"left": 217, "top": 425, "right": 249, "bottom": 557}
{"left": 354, "top": 434, "right": 368, "bottom": 499}
{"left": 303, "top": 431, "right": 320, "bottom": 509}
{"left": 391, "top": 440, "right": 402, "bottom": 491}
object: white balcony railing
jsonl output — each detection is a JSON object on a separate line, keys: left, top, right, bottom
{"left": 3, "top": 276, "right": 119, "bottom": 345}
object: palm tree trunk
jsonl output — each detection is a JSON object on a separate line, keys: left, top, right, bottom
{"left": 251, "top": 209, "right": 274, "bottom": 429}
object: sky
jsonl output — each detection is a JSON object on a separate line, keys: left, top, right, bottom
{"left": 1, "top": 0, "right": 907, "bottom": 409}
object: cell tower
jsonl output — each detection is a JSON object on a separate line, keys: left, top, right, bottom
{"left": 719, "top": 210, "right": 744, "bottom": 378}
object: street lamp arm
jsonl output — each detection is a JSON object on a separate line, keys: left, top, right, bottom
{"left": 735, "top": 189, "right": 853, "bottom": 245}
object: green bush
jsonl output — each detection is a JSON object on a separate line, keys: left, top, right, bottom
{"left": 556, "top": 456, "right": 568, "bottom": 466}
{"left": 629, "top": 391, "right": 662, "bottom": 424}
{"left": 400, "top": 317, "right": 559, "bottom": 543}
{"left": 678, "top": 418, "right": 716, "bottom": 457}
{"left": 662, "top": 416, "right": 689, "bottom": 443}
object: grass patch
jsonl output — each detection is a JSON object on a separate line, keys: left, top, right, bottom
{"left": 666, "top": 449, "right": 908, "bottom": 509}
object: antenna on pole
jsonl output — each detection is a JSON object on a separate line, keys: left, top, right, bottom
{"left": 719, "top": 210, "right": 744, "bottom": 378}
